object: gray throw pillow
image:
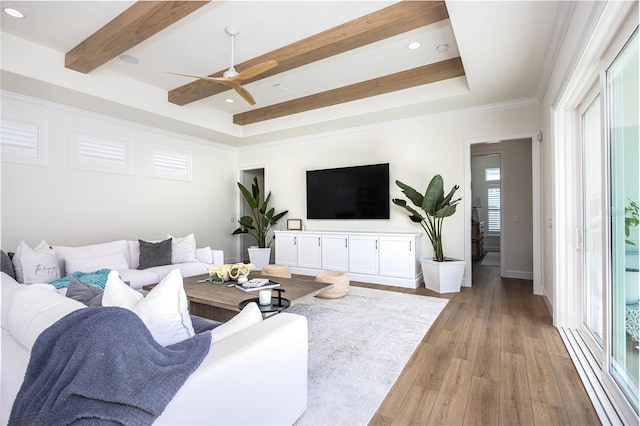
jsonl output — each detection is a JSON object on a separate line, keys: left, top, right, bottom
{"left": 138, "top": 238, "right": 172, "bottom": 270}
{"left": 190, "top": 315, "right": 222, "bottom": 334}
{"left": 66, "top": 276, "right": 103, "bottom": 306}
{"left": 1, "top": 250, "right": 16, "bottom": 279}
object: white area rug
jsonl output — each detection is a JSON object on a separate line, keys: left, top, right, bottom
{"left": 481, "top": 251, "right": 500, "bottom": 266}
{"left": 288, "top": 286, "right": 448, "bottom": 425}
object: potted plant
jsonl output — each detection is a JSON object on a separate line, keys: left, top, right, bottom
{"left": 392, "top": 174, "right": 464, "bottom": 293}
{"left": 232, "top": 177, "right": 288, "bottom": 270}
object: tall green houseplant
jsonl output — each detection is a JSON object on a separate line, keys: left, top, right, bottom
{"left": 392, "top": 174, "right": 461, "bottom": 262}
{"left": 232, "top": 177, "right": 288, "bottom": 248}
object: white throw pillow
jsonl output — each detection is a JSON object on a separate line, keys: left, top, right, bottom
{"left": 196, "top": 247, "right": 214, "bottom": 264}
{"left": 64, "top": 252, "right": 129, "bottom": 275}
{"left": 210, "top": 302, "right": 262, "bottom": 344}
{"left": 12, "top": 240, "right": 61, "bottom": 284}
{"left": 103, "top": 269, "right": 194, "bottom": 346}
{"left": 102, "top": 271, "right": 144, "bottom": 309}
{"left": 168, "top": 233, "right": 197, "bottom": 264}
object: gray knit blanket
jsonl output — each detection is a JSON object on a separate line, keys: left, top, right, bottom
{"left": 9, "top": 306, "right": 211, "bottom": 425}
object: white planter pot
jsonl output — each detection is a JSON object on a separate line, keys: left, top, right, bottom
{"left": 421, "top": 257, "right": 465, "bottom": 294}
{"left": 248, "top": 247, "right": 271, "bottom": 271}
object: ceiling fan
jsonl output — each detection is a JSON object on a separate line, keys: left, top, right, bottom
{"left": 167, "top": 26, "right": 278, "bottom": 105}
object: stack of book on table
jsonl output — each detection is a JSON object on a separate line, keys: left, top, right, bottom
{"left": 235, "top": 278, "right": 280, "bottom": 292}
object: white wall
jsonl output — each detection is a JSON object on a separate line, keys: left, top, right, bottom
{"left": 1, "top": 93, "right": 239, "bottom": 261}
{"left": 237, "top": 104, "right": 542, "bottom": 275}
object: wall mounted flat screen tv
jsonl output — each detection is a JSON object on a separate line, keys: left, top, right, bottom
{"left": 306, "top": 163, "right": 390, "bottom": 219}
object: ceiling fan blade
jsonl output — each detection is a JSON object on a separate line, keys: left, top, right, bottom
{"left": 234, "top": 60, "right": 278, "bottom": 81}
{"left": 166, "top": 71, "right": 227, "bottom": 82}
{"left": 226, "top": 80, "right": 256, "bottom": 105}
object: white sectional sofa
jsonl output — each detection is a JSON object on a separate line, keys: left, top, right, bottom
{"left": 0, "top": 272, "right": 309, "bottom": 425}
{"left": 51, "top": 238, "right": 224, "bottom": 290}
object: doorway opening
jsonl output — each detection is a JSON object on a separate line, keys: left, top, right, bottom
{"left": 236, "top": 166, "right": 266, "bottom": 263}
{"left": 463, "top": 132, "right": 542, "bottom": 295}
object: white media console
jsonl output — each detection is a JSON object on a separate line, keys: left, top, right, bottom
{"left": 273, "top": 230, "right": 422, "bottom": 288}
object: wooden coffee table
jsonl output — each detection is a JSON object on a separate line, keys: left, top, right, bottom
{"left": 144, "top": 275, "right": 333, "bottom": 322}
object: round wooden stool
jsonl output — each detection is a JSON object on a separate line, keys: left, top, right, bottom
{"left": 261, "top": 264, "right": 292, "bottom": 279}
{"left": 315, "top": 270, "right": 349, "bottom": 299}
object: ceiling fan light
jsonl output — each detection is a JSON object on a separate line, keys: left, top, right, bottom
{"left": 3, "top": 7, "right": 24, "bottom": 18}
{"left": 223, "top": 67, "right": 239, "bottom": 78}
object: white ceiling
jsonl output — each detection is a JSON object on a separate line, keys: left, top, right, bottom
{"left": 0, "top": 1, "right": 569, "bottom": 147}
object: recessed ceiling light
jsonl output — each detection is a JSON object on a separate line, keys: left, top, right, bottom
{"left": 407, "top": 42, "right": 421, "bottom": 50}
{"left": 436, "top": 43, "right": 449, "bottom": 52}
{"left": 118, "top": 54, "right": 139, "bottom": 64}
{"left": 3, "top": 7, "right": 24, "bottom": 18}
{"left": 273, "top": 83, "right": 289, "bottom": 92}
{"left": 225, "top": 98, "right": 234, "bottom": 103}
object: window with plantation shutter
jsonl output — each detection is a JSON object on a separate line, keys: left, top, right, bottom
{"left": 147, "top": 144, "right": 192, "bottom": 181}
{"left": 68, "top": 127, "right": 133, "bottom": 175}
{"left": 1, "top": 116, "right": 47, "bottom": 166}
{"left": 486, "top": 183, "right": 501, "bottom": 233}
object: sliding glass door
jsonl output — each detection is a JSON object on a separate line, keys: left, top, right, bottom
{"left": 581, "top": 93, "right": 604, "bottom": 348}
{"left": 607, "top": 29, "right": 638, "bottom": 412}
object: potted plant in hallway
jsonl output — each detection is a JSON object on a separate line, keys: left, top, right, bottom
{"left": 232, "top": 177, "right": 288, "bottom": 270}
{"left": 393, "top": 174, "right": 465, "bottom": 293}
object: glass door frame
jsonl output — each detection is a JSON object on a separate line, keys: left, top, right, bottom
{"left": 577, "top": 85, "right": 606, "bottom": 365}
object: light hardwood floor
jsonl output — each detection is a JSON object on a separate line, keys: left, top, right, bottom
{"left": 357, "top": 261, "right": 602, "bottom": 425}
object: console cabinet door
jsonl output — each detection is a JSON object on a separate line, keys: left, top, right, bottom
{"left": 321, "top": 234, "right": 349, "bottom": 271}
{"left": 348, "top": 235, "right": 378, "bottom": 275}
{"left": 297, "top": 233, "right": 322, "bottom": 269}
{"left": 274, "top": 232, "right": 297, "bottom": 266}
{"left": 379, "top": 236, "right": 416, "bottom": 278}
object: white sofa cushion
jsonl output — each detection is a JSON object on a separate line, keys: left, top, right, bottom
{"left": 53, "top": 240, "right": 130, "bottom": 276}
{"left": 168, "top": 233, "right": 197, "bottom": 264}
{"left": 6, "top": 285, "right": 86, "bottom": 350}
{"left": 103, "top": 269, "right": 195, "bottom": 346}
{"left": 64, "top": 252, "right": 129, "bottom": 275}
{"left": 12, "top": 240, "right": 61, "bottom": 284}
{"left": 127, "top": 240, "right": 141, "bottom": 269}
{"left": 210, "top": 302, "right": 262, "bottom": 344}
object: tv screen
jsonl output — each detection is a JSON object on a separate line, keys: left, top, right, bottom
{"left": 306, "top": 163, "right": 390, "bottom": 219}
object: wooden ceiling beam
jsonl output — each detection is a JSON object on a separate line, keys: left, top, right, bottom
{"left": 168, "top": 1, "right": 449, "bottom": 106}
{"left": 65, "top": 1, "right": 209, "bottom": 74}
{"left": 233, "top": 57, "right": 465, "bottom": 126}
